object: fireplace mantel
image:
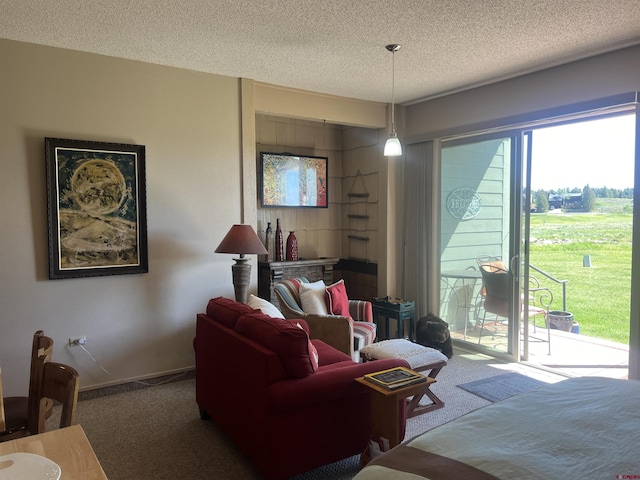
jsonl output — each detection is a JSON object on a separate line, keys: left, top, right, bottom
{"left": 258, "top": 258, "right": 339, "bottom": 306}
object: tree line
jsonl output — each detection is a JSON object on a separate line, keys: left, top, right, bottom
{"left": 532, "top": 185, "right": 633, "bottom": 213}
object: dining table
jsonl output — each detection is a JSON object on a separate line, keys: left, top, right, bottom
{"left": 0, "top": 424, "right": 107, "bottom": 479}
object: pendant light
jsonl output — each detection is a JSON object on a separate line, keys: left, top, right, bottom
{"left": 384, "top": 43, "right": 402, "bottom": 156}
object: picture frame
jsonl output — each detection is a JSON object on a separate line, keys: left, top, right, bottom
{"left": 260, "top": 152, "right": 328, "bottom": 208}
{"left": 45, "top": 137, "right": 148, "bottom": 279}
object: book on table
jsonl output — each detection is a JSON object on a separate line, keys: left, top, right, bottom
{"left": 363, "top": 366, "right": 427, "bottom": 390}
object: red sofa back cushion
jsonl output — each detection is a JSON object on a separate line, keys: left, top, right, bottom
{"left": 236, "top": 312, "right": 318, "bottom": 378}
{"left": 206, "top": 296, "right": 254, "bottom": 329}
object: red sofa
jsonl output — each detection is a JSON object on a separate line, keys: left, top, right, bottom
{"left": 194, "top": 297, "right": 409, "bottom": 480}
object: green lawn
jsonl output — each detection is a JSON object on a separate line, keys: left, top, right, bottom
{"left": 528, "top": 207, "right": 632, "bottom": 344}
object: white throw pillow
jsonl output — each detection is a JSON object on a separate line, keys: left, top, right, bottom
{"left": 247, "top": 294, "right": 284, "bottom": 319}
{"left": 299, "top": 280, "right": 329, "bottom": 315}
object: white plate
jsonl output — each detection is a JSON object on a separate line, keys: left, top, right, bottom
{"left": 0, "top": 452, "right": 61, "bottom": 480}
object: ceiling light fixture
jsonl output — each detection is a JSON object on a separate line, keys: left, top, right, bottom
{"left": 384, "top": 43, "right": 402, "bottom": 157}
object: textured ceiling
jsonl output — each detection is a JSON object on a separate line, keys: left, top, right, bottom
{"left": 2, "top": 0, "right": 640, "bottom": 104}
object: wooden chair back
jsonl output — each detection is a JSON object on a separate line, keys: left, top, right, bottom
{"left": 0, "top": 331, "right": 54, "bottom": 441}
{"left": 27, "top": 356, "right": 79, "bottom": 435}
{"left": 28, "top": 331, "right": 55, "bottom": 425}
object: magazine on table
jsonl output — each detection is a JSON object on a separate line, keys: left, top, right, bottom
{"left": 363, "top": 366, "right": 427, "bottom": 390}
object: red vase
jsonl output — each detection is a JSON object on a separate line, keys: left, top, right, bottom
{"left": 286, "top": 231, "right": 298, "bottom": 261}
{"left": 275, "top": 219, "right": 284, "bottom": 261}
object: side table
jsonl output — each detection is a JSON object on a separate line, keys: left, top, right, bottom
{"left": 372, "top": 297, "right": 416, "bottom": 341}
{"left": 356, "top": 374, "right": 437, "bottom": 464}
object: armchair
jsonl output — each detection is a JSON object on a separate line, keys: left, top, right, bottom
{"left": 274, "top": 277, "right": 376, "bottom": 361}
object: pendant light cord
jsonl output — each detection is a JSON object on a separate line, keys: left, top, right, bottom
{"left": 391, "top": 49, "right": 396, "bottom": 133}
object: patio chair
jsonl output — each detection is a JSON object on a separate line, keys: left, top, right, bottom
{"left": 477, "top": 258, "right": 553, "bottom": 354}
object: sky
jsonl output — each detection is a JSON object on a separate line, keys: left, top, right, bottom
{"left": 530, "top": 114, "right": 636, "bottom": 191}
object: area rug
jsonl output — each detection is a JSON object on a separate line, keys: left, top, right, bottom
{"left": 457, "top": 372, "right": 547, "bottom": 402}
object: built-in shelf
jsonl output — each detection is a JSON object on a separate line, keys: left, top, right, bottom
{"left": 347, "top": 235, "right": 369, "bottom": 241}
{"left": 347, "top": 193, "right": 369, "bottom": 198}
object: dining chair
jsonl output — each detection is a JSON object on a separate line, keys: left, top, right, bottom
{"left": 27, "top": 355, "right": 80, "bottom": 435}
{"left": 0, "top": 330, "right": 54, "bottom": 441}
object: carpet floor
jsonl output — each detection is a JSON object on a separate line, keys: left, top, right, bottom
{"left": 51, "top": 349, "right": 564, "bottom": 479}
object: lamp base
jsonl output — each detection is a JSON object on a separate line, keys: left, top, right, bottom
{"left": 231, "top": 257, "right": 251, "bottom": 304}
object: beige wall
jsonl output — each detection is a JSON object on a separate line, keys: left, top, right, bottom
{"left": 0, "top": 39, "right": 244, "bottom": 393}
{"left": 254, "top": 115, "right": 402, "bottom": 298}
{"left": 0, "top": 39, "right": 393, "bottom": 393}
{"left": 255, "top": 115, "right": 345, "bottom": 259}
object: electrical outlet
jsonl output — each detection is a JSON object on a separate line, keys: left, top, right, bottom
{"left": 68, "top": 336, "right": 87, "bottom": 347}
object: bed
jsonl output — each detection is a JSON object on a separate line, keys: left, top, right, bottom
{"left": 354, "top": 376, "right": 640, "bottom": 480}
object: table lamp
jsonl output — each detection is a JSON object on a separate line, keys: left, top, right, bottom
{"left": 215, "top": 224, "right": 268, "bottom": 304}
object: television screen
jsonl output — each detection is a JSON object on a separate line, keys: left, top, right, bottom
{"left": 260, "top": 152, "right": 328, "bottom": 208}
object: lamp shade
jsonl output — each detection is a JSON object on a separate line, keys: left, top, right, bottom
{"left": 384, "top": 133, "right": 403, "bottom": 156}
{"left": 215, "top": 224, "right": 267, "bottom": 256}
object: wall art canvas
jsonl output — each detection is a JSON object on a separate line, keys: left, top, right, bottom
{"left": 45, "top": 138, "right": 148, "bottom": 279}
{"left": 260, "top": 152, "right": 328, "bottom": 208}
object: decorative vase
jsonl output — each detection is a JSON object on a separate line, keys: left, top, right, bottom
{"left": 286, "top": 231, "right": 298, "bottom": 261}
{"left": 264, "top": 222, "right": 273, "bottom": 261}
{"left": 275, "top": 219, "right": 284, "bottom": 261}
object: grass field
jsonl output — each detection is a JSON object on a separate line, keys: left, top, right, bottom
{"left": 528, "top": 200, "right": 632, "bottom": 344}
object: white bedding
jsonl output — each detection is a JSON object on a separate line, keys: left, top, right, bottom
{"left": 354, "top": 376, "right": 640, "bottom": 480}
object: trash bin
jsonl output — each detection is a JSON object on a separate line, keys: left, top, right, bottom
{"left": 547, "top": 310, "right": 574, "bottom": 332}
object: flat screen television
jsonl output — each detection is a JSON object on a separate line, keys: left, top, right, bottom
{"left": 260, "top": 152, "right": 328, "bottom": 208}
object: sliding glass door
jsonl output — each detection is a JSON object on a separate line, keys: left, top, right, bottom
{"left": 439, "top": 134, "right": 523, "bottom": 360}
{"left": 437, "top": 109, "right": 637, "bottom": 374}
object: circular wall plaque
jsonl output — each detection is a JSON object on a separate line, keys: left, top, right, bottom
{"left": 446, "top": 188, "right": 482, "bottom": 220}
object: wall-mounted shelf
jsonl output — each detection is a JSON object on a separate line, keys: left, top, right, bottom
{"left": 347, "top": 192, "right": 369, "bottom": 198}
{"left": 347, "top": 235, "right": 369, "bottom": 241}
{"left": 347, "top": 214, "right": 370, "bottom": 219}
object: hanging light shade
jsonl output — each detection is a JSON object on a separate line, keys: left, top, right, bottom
{"left": 384, "top": 43, "right": 402, "bottom": 157}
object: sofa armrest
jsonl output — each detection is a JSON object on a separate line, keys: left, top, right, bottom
{"left": 268, "top": 358, "right": 410, "bottom": 411}
{"left": 301, "top": 313, "right": 353, "bottom": 357}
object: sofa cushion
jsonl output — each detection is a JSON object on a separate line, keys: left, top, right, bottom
{"left": 312, "top": 339, "right": 353, "bottom": 367}
{"left": 247, "top": 294, "right": 284, "bottom": 319}
{"left": 360, "top": 339, "right": 448, "bottom": 370}
{"left": 206, "top": 296, "right": 254, "bottom": 329}
{"left": 236, "top": 312, "right": 318, "bottom": 378}
{"left": 296, "top": 323, "right": 319, "bottom": 371}
{"left": 325, "top": 279, "right": 351, "bottom": 318}
{"left": 299, "top": 280, "right": 329, "bottom": 315}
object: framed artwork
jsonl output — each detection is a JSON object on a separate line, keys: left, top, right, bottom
{"left": 45, "top": 138, "right": 148, "bottom": 279}
{"left": 260, "top": 152, "right": 328, "bottom": 208}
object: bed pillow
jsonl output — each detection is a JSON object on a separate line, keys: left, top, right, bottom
{"left": 299, "top": 280, "right": 329, "bottom": 315}
{"left": 325, "top": 279, "right": 352, "bottom": 318}
{"left": 247, "top": 294, "right": 284, "bottom": 319}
